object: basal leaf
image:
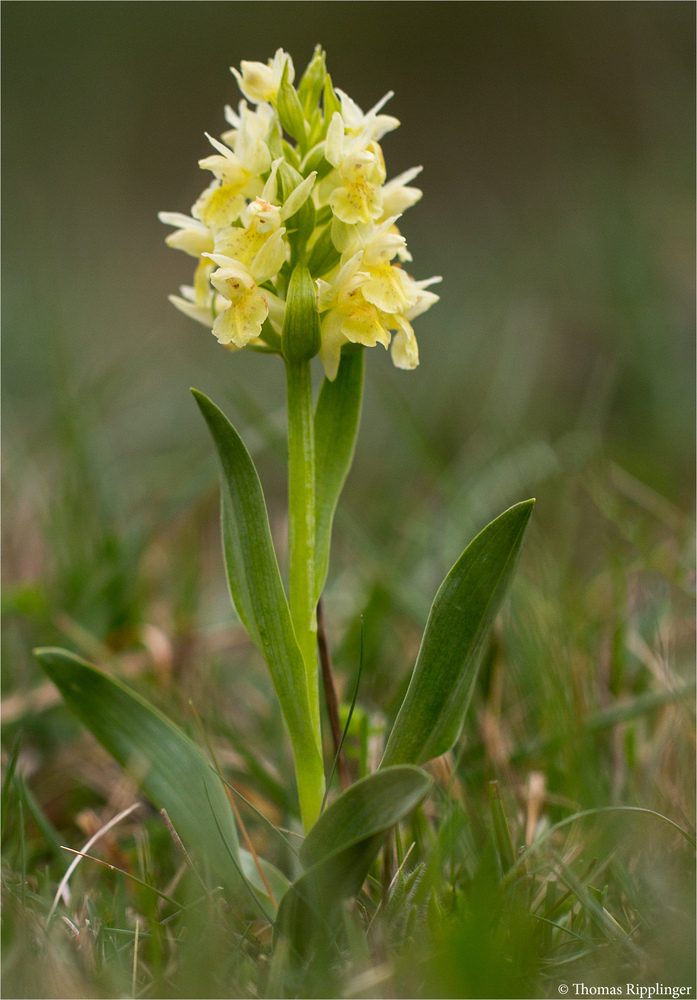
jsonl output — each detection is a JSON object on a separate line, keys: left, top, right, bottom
{"left": 276, "top": 766, "right": 431, "bottom": 955}
{"left": 381, "top": 499, "right": 534, "bottom": 768}
{"left": 240, "top": 848, "right": 290, "bottom": 903}
{"left": 192, "top": 390, "right": 324, "bottom": 828}
{"left": 300, "top": 765, "right": 431, "bottom": 869}
{"left": 313, "top": 350, "right": 364, "bottom": 601}
{"left": 34, "top": 648, "right": 247, "bottom": 894}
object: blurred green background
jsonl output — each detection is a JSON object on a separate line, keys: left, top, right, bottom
{"left": 2, "top": 5, "right": 695, "bottom": 996}
{"left": 3, "top": 0, "right": 694, "bottom": 497}
{"left": 3, "top": 0, "right": 694, "bottom": 789}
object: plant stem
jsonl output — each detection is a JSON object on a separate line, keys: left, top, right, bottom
{"left": 317, "top": 598, "right": 350, "bottom": 791}
{"left": 286, "top": 359, "right": 321, "bottom": 746}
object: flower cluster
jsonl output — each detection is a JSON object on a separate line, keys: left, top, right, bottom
{"left": 160, "top": 47, "right": 440, "bottom": 379}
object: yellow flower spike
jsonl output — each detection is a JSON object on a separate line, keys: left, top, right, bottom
{"left": 161, "top": 48, "right": 439, "bottom": 377}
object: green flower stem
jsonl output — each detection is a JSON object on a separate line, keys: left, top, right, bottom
{"left": 286, "top": 358, "right": 321, "bottom": 751}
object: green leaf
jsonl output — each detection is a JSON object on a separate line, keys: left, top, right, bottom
{"left": 301, "top": 765, "right": 431, "bottom": 869}
{"left": 276, "top": 766, "right": 431, "bottom": 954}
{"left": 240, "top": 848, "right": 290, "bottom": 903}
{"left": 381, "top": 499, "right": 535, "bottom": 768}
{"left": 192, "top": 390, "right": 324, "bottom": 829}
{"left": 34, "top": 648, "right": 245, "bottom": 891}
{"left": 313, "top": 350, "right": 364, "bottom": 601}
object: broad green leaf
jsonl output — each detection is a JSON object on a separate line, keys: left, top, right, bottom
{"left": 240, "top": 848, "right": 290, "bottom": 904}
{"left": 192, "top": 390, "right": 324, "bottom": 828}
{"left": 36, "top": 648, "right": 289, "bottom": 909}
{"left": 276, "top": 766, "right": 431, "bottom": 954}
{"left": 34, "top": 648, "right": 249, "bottom": 892}
{"left": 313, "top": 349, "right": 364, "bottom": 601}
{"left": 300, "top": 765, "right": 431, "bottom": 869}
{"left": 381, "top": 499, "right": 534, "bottom": 768}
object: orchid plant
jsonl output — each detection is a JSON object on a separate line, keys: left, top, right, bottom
{"left": 36, "top": 47, "right": 533, "bottom": 948}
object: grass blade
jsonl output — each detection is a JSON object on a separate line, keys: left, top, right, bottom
{"left": 1, "top": 729, "right": 23, "bottom": 837}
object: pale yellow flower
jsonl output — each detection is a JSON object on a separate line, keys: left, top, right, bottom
{"left": 197, "top": 194, "right": 293, "bottom": 349}
{"left": 168, "top": 282, "right": 226, "bottom": 329}
{"left": 322, "top": 145, "right": 385, "bottom": 225}
{"left": 231, "top": 48, "right": 294, "bottom": 105}
{"left": 221, "top": 100, "right": 274, "bottom": 168}
{"left": 204, "top": 255, "right": 271, "bottom": 349}
{"left": 385, "top": 314, "right": 419, "bottom": 370}
{"left": 316, "top": 253, "right": 391, "bottom": 379}
{"left": 331, "top": 216, "right": 415, "bottom": 313}
{"left": 195, "top": 129, "right": 268, "bottom": 232}
{"left": 213, "top": 197, "right": 287, "bottom": 273}
{"left": 316, "top": 248, "right": 441, "bottom": 378}
{"left": 379, "top": 166, "right": 423, "bottom": 221}
{"left": 334, "top": 88, "right": 400, "bottom": 143}
{"left": 158, "top": 212, "right": 214, "bottom": 257}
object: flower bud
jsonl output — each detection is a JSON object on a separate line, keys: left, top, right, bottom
{"left": 277, "top": 62, "right": 308, "bottom": 147}
{"left": 282, "top": 263, "right": 321, "bottom": 363}
{"left": 278, "top": 162, "right": 316, "bottom": 251}
{"left": 297, "top": 45, "right": 326, "bottom": 118}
